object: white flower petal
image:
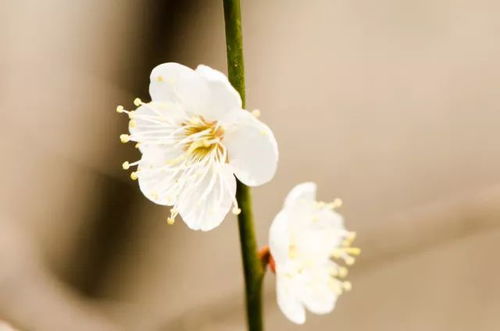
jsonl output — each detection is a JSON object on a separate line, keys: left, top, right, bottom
{"left": 301, "top": 270, "right": 338, "bottom": 314}
{"left": 269, "top": 210, "right": 291, "bottom": 264}
{"left": 129, "top": 103, "right": 186, "bottom": 153}
{"left": 195, "top": 65, "right": 242, "bottom": 120}
{"left": 149, "top": 63, "right": 209, "bottom": 114}
{"left": 177, "top": 165, "right": 236, "bottom": 231}
{"left": 284, "top": 182, "right": 317, "bottom": 207}
{"left": 130, "top": 104, "right": 186, "bottom": 196}
{"left": 136, "top": 149, "right": 183, "bottom": 206}
{"left": 137, "top": 170, "right": 175, "bottom": 206}
{"left": 291, "top": 209, "right": 345, "bottom": 260}
{"left": 223, "top": 110, "right": 278, "bottom": 186}
{"left": 277, "top": 275, "right": 306, "bottom": 324}
{"left": 132, "top": 102, "right": 187, "bottom": 127}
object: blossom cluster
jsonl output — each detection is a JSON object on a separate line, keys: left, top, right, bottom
{"left": 118, "top": 63, "right": 359, "bottom": 323}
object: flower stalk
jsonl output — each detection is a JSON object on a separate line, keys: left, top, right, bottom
{"left": 223, "top": 1, "right": 265, "bottom": 330}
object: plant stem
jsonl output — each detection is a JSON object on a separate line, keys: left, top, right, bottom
{"left": 223, "top": 1, "right": 265, "bottom": 331}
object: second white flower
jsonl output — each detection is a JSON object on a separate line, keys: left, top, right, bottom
{"left": 269, "top": 182, "right": 360, "bottom": 324}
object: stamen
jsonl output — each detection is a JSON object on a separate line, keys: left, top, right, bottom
{"left": 342, "top": 281, "right": 352, "bottom": 291}
{"left": 331, "top": 246, "right": 359, "bottom": 265}
{"left": 326, "top": 198, "right": 343, "bottom": 209}
{"left": 338, "top": 266, "right": 348, "bottom": 278}
{"left": 167, "top": 208, "right": 178, "bottom": 225}
{"left": 332, "top": 198, "right": 343, "bottom": 208}
{"left": 345, "top": 247, "right": 361, "bottom": 255}
{"left": 133, "top": 98, "right": 143, "bottom": 107}
{"left": 122, "top": 160, "right": 140, "bottom": 170}
{"left": 130, "top": 172, "right": 138, "bottom": 180}
{"left": 116, "top": 105, "right": 125, "bottom": 113}
{"left": 329, "top": 279, "right": 343, "bottom": 294}
{"left": 156, "top": 75, "right": 164, "bottom": 82}
{"left": 120, "top": 134, "right": 130, "bottom": 143}
{"left": 343, "top": 231, "right": 357, "bottom": 246}
{"left": 129, "top": 120, "right": 137, "bottom": 128}
{"left": 230, "top": 195, "right": 241, "bottom": 215}
{"left": 126, "top": 114, "right": 230, "bottom": 227}
{"left": 345, "top": 256, "right": 355, "bottom": 265}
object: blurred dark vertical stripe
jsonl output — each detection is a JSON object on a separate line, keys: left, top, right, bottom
{"left": 120, "top": 0, "right": 199, "bottom": 97}
{"left": 62, "top": 0, "right": 196, "bottom": 297}
{"left": 68, "top": 174, "right": 138, "bottom": 297}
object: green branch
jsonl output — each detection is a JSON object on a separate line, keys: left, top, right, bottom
{"left": 223, "top": 1, "right": 265, "bottom": 330}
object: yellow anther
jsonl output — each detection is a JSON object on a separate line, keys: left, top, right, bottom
{"left": 116, "top": 105, "right": 125, "bottom": 113}
{"left": 329, "top": 279, "right": 343, "bottom": 294}
{"left": 129, "top": 120, "right": 137, "bottom": 129}
{"left": 130, "top": 172, "right": 138, "bottom": 180}
{"left": 338, "top": 267, "right": 348, "bottom": 278}
{"left": 156, "top": 75, "right": 164, "bottom": 82}
{"left": 345, "top": 247, "right": 361, "bottom": 256}
{"left": 331, "top": 249, "right": 341, "bottom": 259}
{"left": 135, "top": 143, "right": 140, "bottom": 149}
{"left": 122, "top": 161, "right": 130, "bottom": 170}
{"left": 345, "top": 256, "right": 355, "bottom": 265}
{"left": 232, "top": 206, "right": 241, "bottom": 215}
{"left": 167, "top": 208, "right": 178, "bottom": 225}
{"left": 133, "top": 98, "right": 143, "bottom": 107}
{"left": 343, "top": 281, "right": 352, "bottom": 291}
{"left": 347, "top": 231, "right": 357, "bottom": 240}
{"left": 332, "top": 198, "right": 343, "bottom": 208}
{"left": 343, "top": 232, "right": 357, "bottom": 247}
{"left": 251, "top": 109, "right": 261, "bottom": 117}
{"left": 120, "top": 134, "right": 130, "bottom": 143}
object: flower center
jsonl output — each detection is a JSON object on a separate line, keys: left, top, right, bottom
{"left": 182, "top": 116, "right": 225, "bottom": 161}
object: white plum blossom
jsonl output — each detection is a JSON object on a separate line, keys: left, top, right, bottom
{"left": 269, "top": 182, "right": 360, "bottom": 324}
{"left": 118, "top": 63, "right": 278, "bottom": 231}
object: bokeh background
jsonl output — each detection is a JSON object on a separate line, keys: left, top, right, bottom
{"left": 1, "top": 0, "right": 500, "bottom": 330}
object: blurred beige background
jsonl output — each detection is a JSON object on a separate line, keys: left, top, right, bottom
{"left": 1, "top": 0, "right": 499, "bottom": 330}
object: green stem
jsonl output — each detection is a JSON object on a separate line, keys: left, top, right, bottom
{"left": 223, "top": 1, "right": 265, "bottom": 331}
